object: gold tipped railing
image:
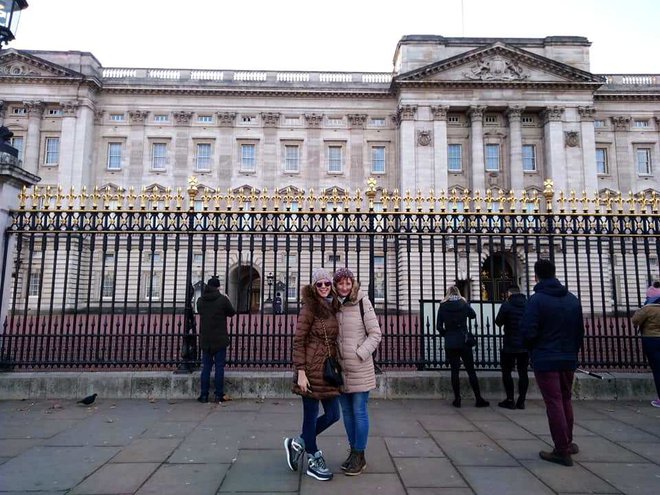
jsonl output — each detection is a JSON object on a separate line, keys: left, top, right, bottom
{"left": 16, "top": 178, "right": 660, "bottom": 215}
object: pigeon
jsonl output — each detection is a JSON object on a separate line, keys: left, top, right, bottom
{"left": 77, "top": 393, "right": 97, "bottom": 405}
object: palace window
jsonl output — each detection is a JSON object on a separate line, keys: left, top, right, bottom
{"left": 374, "top": 255, "right": 385, "bottom": 301}
{"left": 636, "top": 147, "right": 652, "bottom": 175}
{"left": 109, "top": 114, "right": 125, "bottom": 122}
{"left": 10, "top": 136, "right": 24, "bottom": 161}
{"left": 485, "top": 144, "right": 501, "bottom": 172}
{"left": 594, "top": 120, "right": 606, "bottom": 128}
{"left": 12, "top": 107, "right": 26, "bottom": 115}
{"left": 633, "top": 120, "right": 649, "bottom": 128}
{"left": 28, "top": 272, "right": 41, "bottom": 297}
{"left": 284, "top": 144, "right": 300, "bottom": 173}
{"left": 596, "top": 147, "right": 608, "bottom": 174}
{"left": 240, "top": 143, "right": 256, "bottom": 172}
{"left": 48, "top": 108, "right": 62, "bottom": 116}
{"left": 107, "top": 142, "right": 122, "bottom": 170}
{"left": 197, "top": 115, "right": 213, "bottom": 123}
{"left": 143, "top": 272, "right": 161, "bottom": 300}
{"left": 371, "top": 146, "right": 385, "bottom": 173}
{"left": 522, "top": 144, "right": 536, "bottom": 172}
{"left": 44, "top": 137, "right": 60, "bottom": 166}
{"left": 369, "top": 117, "right": 385, "bottom": 127}
{"left": 447, "top": 144, "right": 462, "bottom": 171}
{"left": 154, "top": 114, "right": 169, "bottom": 122}
{"left": 195, "top": 143, "right": 212, "bottom": 171}
{"left": 151, "top": 143, "right": 168, "bottom": 170}
{"left": 327, "top": 145, "right": 343, "bottom": 173}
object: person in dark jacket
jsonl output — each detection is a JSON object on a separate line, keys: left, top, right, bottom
{"left": 495, "top": 285, "right": 529, "bottom": 410}
{"left": 196, "top": 276, "right": 236, "bottom": 404}
{"left": 284, "top": 268, "right": 341, "bottom": 481}
{"left": 437, "top": 286, "right": 489, "bottom": 408}
{"left": 520, "top": 259, "right": 584, "bottom": 467}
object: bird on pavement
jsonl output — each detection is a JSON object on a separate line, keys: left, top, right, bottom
{"left": 77, "top": 393, "right": 97, "bottom": 405}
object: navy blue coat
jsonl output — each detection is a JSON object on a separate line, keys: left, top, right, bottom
{"left": 436, "top": 299, "right": 476, "bottom": 350}
{"left": 495, "top": 292, "right": 528, "bottom": 353}
{"left": 520, "top": 278, "right": 584, "bottom": 372}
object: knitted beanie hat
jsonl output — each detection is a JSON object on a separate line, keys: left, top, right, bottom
{"left": 311, "top": 267, "right": 332, "bottom": 286}
{"left": 333, "top": 267, "right": 355, "bottom": 283}
{"left": 207, "top": 276, "right": 220, "bottom": 288}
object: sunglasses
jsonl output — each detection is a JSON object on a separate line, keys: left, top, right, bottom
{"left": 315, "top": 281, "right": 332, "bottom": 288}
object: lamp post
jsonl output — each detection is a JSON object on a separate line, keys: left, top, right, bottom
{"left": 0, "top": 0, "right": 29, "bottom": 47}
{"left": 266, "top": 272, "right": 273, "bottom": 303}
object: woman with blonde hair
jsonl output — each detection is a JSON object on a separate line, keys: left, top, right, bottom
{"left": 436, "top": 285, "right": 489, "bottom": 408}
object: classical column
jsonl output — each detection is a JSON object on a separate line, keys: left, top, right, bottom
{"left": 347, "top": 114, "right": 367, "bottom": 183}
{"left": 578, "top": 106, "right": 598, "bottom": 193}
{"left": 261, "top": 112, "right": 280, "bottom": 183}
{"left": 431, "top": 105, "right": 449, "bottom": 194}
{"left": 468, "top": 106, "right": 486, "bottom": 192}
{"left": 304, "top": 113, "right": 323, "bottom": 184}
{"left": 59, "top": 100, "right": 79, "bottom": 186}
{"left": 127, "top": 110, "right": 149, "bottom": 186}
{"left": 541, "top": 106, "right": 566, "bottom": 192}
{"left": 22, "top": 100, "right": 45, "bottom": 175}
{"left": 611, "top": 116, "right": 632, "bottom": 191}
{"left": 506, "top": 106, "right": 524, "bottom": 194}
{"left": 172, "top": 111, "right": 193, "bottom": 186}
{"left": 0, "top": 100, "right": 5, "bottom": 127}
{"left": 398, "top": 105, "right": 417, "bottom": 194}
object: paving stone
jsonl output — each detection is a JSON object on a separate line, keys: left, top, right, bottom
{"left": 578, "top": 419, "right": 656, "bottom": 442}
{"left": 70, "top": 462, "right": 159, "bottom": 494}
{"left": 471, "top": 420, "right": 536, "bottom": 440}
{"left": 416, "top": 413, "right": 477, "bottom": 431}
{"left": 220, "top": 449, "right": 299, "bottom": 492}
{"left": 384, "top": 437, "right": 445, "bottom": 457}
{"left": 168, "top": 424, "right": 244, "bottom": 463}
{"left": 497, "top": 439, "right": 552, "bottom": 460}
{"left": 136, "top": 463, "right": 228, "bottom": 495}
{"left": 0, "top": 419, "right": 78, "bottom": 439}
{"left": 299, "top": 473, "right": 406, "bottom": 494}
{"left": 394, "top": 457, "right": 466, "bottom": 488}
{"left": 44, "top": 414, "right": 152, "bottom": 446}
{"left": 459, "top": 466, "right": 555, "bottom": 495}
{"left": 430, "top": 431, "right": 518, "bottom": 466}
{"left": 369, "top": 417, "right": 427, "bottom": 437}
{"left": 406, "top": 489, "right": 474, "bottom": 495}
{"left": 619, "top": 441, "right": 660, "bottom": 462}
{"left": 581, "top": 462, "right": 660, "bottom": 495}
{"left": 317, "top": 436, "right": 396, "bottom": 473}
{"left": 521, "top": 459, "right": 620, "bottom": 493}
{"left": 111, "top": 438, "right": 181, "bottom": 462}
{"left": 538, "top": 435, "right": 647, "bottom": 463}
{"left": 0, "top": 438, "right": 42, "bottom": 456}
{"left": 0, "top": 446, "right": 119, "bottom": 492}
{"left": 140, "top": 420, "right": 199, "bottom": 438}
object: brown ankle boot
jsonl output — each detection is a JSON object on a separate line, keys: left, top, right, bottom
{"left": 344, "top": 450, "right": 366, "bottom": 476}
{"left": 340, "top": 448, "right": 357, "bottom": 471}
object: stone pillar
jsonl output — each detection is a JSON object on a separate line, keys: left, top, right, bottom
{"left": 578, "top": 106, "right": 598, "bottom": 194}
{"left": 304, "top": 113, "right": 323, "bottom": 185}
{"left": 347, "top": 114, "right": 367, "bottom": 183}
{"left": 611, "top": 116, "right": 632, "bottom": 192}
{"left": 261, "top": 112, "right": 281, "bottom": 184}
{"left": 468, "top": 106, "right": 486, "bottom": 192}
{"left": 431, "top": 105, "right": 449, "bottom": 194}
{"left": 22, "top": 101, "right": 45, "bottom": 175}
{"left": 541, "top": 106, "right": 567, "bottom": 192}
{"left": 0, "top": 101, "right": 5, "bottom": 127}
{"left": 172, "top": 111, "right": 193, "bottom": 186}
{"left": 506, "top": 106, "right": 524, "bottom": 194}
{"left": 58, "top": 100, "right": 79, "bottom": 186}
{"left": 127, "top": 110, "right": 149, "bottom": 186}
{"left": 398, "top": 105, "right": 417, "bottom": 194}
{"left": 73, "top": 104, "right": 96, "bottom": 188}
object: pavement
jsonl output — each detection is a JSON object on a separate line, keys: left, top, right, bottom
{"left": 0, "top": 397, "right": 659, "bottom": 495}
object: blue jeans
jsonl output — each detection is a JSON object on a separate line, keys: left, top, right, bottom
{"left": 200, "top": 348, "right": 227, "bottom": 398}
{"left": 339, "top": 391, "right": 370, "bottom": 451}
{"left": 642, "top": 336, "right": 660, "bottom": 398}
{"left": 301, "top": 396, "right": 340, "bottom": 454}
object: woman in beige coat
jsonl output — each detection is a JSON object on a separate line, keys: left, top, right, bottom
{"left": 333, "top": 267, "right": 382, "bottom": 476}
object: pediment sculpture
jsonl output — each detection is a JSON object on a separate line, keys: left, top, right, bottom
{"left": 464, "top": 55, "right": 528, "bottom": 81}
{"left": 0, "top": 62, "right": 41, "bottom": 77}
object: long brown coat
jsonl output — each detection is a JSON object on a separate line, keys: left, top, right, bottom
{"left": 291, "top": 285, "right": 341, "bottom": 400}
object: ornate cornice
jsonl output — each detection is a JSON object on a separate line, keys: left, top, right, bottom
{"left": 128, "top": 109, "right": 149, "bottom": 124}
{"left": 505, "top": 105, "right": 524, "bottom": 122}
{"left": 610, "top": 116, "right": 630, "bottom": 130}
{"left": 60, "top": 100, "right": 80, "bottom": 117}
{"left": 216, "top": 111, "right": 236, "bottom": 127}
{"left": 304, "top": 113, "right": 323, "bottom": 128}
{"left": 468, "top": 105, "right": 486, "bottom": 122}
{"left": 347, "top": 113, "right": 367, "bottom": 128}
{"left": 23, "top": 100, "right": 45, "bottom": 117}
{"left": 398, "top": 105, "right": 417, "bottom": 121}
{"left": 577, "top": 106, "right": 596, "bottom": 121}
{"left": 172, "top": 110, "right": 193, "bottom": 125}
{"left": 261, "top": 112, "right": 280, "bottom": 127}
{"left": 541, "top": 106, "right": 564, "bottom": 123}
{"left": 430, "top": 105, "right": 450, "bottom": 121}
{"left": 101, "top": 86, "right": 393, "bottom": 99}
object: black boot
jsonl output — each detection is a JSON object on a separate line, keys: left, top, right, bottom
{"left": 344, "top": 450, "right": 366, "bottom": 476}
{"left": 341, "top": 448, "right": 357, "bottom": 471}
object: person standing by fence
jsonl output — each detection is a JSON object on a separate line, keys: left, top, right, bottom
{"left": 284, "top": 268, "right": 341, "bottom": 481}
{"left": 437, "top": 286, "right": 490, "bottom": 408}
{"left": 495, "top": 285, "right": 529, "bottom": 410}
{"left": 520, "top": 259, "right": 584, "bottom": 467}
{"left": 196, "top": 276, "right": 236, "bottom": 404}
{"left": 632, "top": 286, "right": 660, "bottom": 408}
{"left": 333, "top": 267, "right": 382, "bottom": 476}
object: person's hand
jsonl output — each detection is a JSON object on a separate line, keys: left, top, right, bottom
{"left": 297, "top": 370, "right": 311, "bottom": 394}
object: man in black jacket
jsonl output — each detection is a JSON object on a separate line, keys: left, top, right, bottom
{"left": 495, "top": 285, "right": 529, "bottom": 410}
{"left": 196, "top": 276, "right": 236, "bottom": 403}
{"left": 520, "top": 259, "right": 584, "bottom": 467}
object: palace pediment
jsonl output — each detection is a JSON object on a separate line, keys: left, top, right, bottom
{"left": 0, "top": 49, "right": 84, "bottom": 79}
{"left": 395, "top": 42, "right": 604, "bottom": 86}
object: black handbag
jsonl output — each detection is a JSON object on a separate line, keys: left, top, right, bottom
{"left": 464, "top": 330, "right": 476, "bottom": 348}
{"left": 320, "top": 318, "right": 343, "bottom": 387}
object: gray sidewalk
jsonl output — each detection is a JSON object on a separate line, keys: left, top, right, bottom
{"left": 0, "top": 397, "right": 658, "bottom": 495}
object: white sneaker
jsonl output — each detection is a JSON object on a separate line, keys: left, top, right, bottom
{"left": 306, "top": 450, "right": 333, "bottom": 481}
{"left": 284, "top": 437, "right": 305, "bottom": 471}
{"left": 651, "top": 399, "right": 660, "bottom": 408}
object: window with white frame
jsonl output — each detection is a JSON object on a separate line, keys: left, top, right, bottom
{"left": 151, "top": 142, "right": 167, "bottom": 170}
{"left": 107, "top": 142, "right": 122, "bottom": 170}
{"left": 284, "top": 144, "right": 300, "bottom": 172}
{"left": 28, "top": 272, "right": 41, "bottom": 297}
{"left": 154, "top": 114, "right": 169, "bottom": 122}
{"left": 327, "top": 116, "right": 344, "bottom": 126}
{"left": 522, "top": 144, "right": 536, "bottom": 172}
{"left": 374, "top": 255, "right": 385, "bottom": 301}
{"left": 370, "top": 117, "right": 385, "bottom": 127}
{"left": 594, "top": 120, "right": 605, "bottom": 128}
{"left": 102, "top": 253, "right": 115, "bottom": 298}
{"left": 521, "top": 115, "right": 535, "bottom": 125}
{"left": 596, "top": 147, "right": 608, "bottom": 174}
{"left": 143, "top": 272, "right": 161, "bottom": 300}
{"left": 109, "top": 114, "right": 125, "bottom": 122}
{"left": 12, "top": 107, "right": 26, "bottom": 115}
{"left": 286, "top": 255, "right": 298, "bottom": 301}
{"left": 284, "top": 116, "right": 300, "bottom": 126}
{"left": 447, "top": 144, "right": 462, "bottom": 171}
{"left": 44, "top": 137, "right": 60, "bottom": 165}
{"left": 195, "top": 143, "right": 212, "bottom": 171}
{"left": 240, "top": 143, "right": 256, "bottom": 172}
{"left": 485, "top": 143, "right": 500, "bottom": 171}
{"left": 633, "top": 120, "right": 649, "bottom": 128}
{"left": 636, "top": 147, "right": 652, "bottom": 175}
{"left": 10, "top": 136, "right": 24, "bottom": 161}
{"left": 327, "top": 145, "right": 343, "bottom": 173}
{"left": 447, "top": 114, "right": 461, "bottom": 124}
{"left": 197, "top": 115, "right": 213, "bottom": 123}
{"left": 241, "top": 115, "right": 255, "bottom": 124}
{"left": 371, "top": 146, "right": 386, "bottom": 173}
{"left": 48, "top": 108, "right": 62, "bottom": 116}
{"left": 485, "top": 114, "right": 499, "bottom": 125}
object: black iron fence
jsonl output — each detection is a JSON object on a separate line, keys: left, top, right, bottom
{"left": 0, "top": 182, "right": 657, "bottom": 371}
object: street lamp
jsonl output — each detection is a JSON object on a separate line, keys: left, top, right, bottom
{"left": 266, "top": 272, "right": 274, "bottom": 303}
{"left": 0, "top": 0, "right": 28, "bottom": 47}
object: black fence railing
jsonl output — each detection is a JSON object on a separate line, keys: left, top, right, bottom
{"left": 0, "top": 184, "right": 657, "bottom": 371}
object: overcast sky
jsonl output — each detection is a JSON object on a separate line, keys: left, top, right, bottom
{"left": 10, "top": 0, "right": 660, "bottom": 74}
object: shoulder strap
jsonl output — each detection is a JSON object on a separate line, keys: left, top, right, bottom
{"left": 359, "top": 298, "right": 365, "bottom": 323}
